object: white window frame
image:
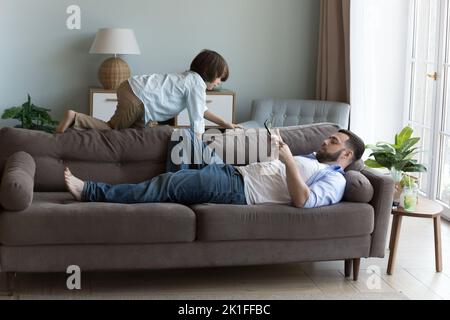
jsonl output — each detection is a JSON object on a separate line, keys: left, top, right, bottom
{"left": 404, "top": 0, "right": 450, "bottom": 220}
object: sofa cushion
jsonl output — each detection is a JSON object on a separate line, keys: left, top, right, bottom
{"left": 0, "top": 192, "right": 196, "bottom": 246}
{"left": 346, "top": 159, "right": 365, "bottom": 172}
{"left": 343, "top": 171, "right": 374, "bottom": 203}
{"left": 193, "top": 202, "right": 374, "bottom": 242}
{"left": 0, "top": 151, "right": 36, "bottom": 211}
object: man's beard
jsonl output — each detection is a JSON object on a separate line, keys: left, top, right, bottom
{"left": 316, "top": 148, "right": 345, "bottom": 163}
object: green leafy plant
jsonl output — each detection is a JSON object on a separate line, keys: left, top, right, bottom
{"left": 364, "top": 126, "right": 427, "bottom": 174}
{"left": 1, "top": 94, "right": 58, "bottom": 133}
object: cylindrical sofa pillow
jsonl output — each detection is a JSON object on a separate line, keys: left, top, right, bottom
{"left": 343, "top": 170, "right": 374, "bottom": 203}
{"left": 0, "top": 151, "right": 36, "bottom": 211}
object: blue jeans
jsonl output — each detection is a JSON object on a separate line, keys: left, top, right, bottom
{"left": 82, "top": 164, "right": 247, "bottom": 205}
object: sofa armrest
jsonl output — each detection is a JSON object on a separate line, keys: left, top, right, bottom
{"left": 0, "top": 151, "right": 36, "bottom": 212}
{"left": 361, "top": 168, "right": 394, "bottom": 258}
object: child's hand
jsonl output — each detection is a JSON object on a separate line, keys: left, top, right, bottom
{"left": 224, "top": 123, "right": 243, "bottom": 129}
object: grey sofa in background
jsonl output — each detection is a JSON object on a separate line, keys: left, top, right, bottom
{"left": 239, "top": 99, "right": 351, "bottom": 129}
{"left": 0, "top": 123, "right": 393, "bottom": 295}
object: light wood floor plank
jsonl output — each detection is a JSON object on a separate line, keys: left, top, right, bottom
{"left": 405, "top": 268, "right": 450, "bottom": 299}
{"left": 375, "top": 268, "right": 442, "bottom": 300}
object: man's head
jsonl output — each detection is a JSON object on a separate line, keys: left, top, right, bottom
{"left": 316, "top": 129, "right": 365, "bottom": 169}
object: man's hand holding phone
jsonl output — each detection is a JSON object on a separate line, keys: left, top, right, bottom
{"left": 272, "top": 129, "right": 293, "bottom": 164}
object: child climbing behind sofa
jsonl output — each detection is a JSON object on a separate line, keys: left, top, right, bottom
{"left": 56, "top": 49, "right": 241, "bottom": 137}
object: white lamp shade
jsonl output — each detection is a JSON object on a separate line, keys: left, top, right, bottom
{"left": 89, "top": 28, "right": 141, "bottom": 55}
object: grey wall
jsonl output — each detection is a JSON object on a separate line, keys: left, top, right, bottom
{"left": 0, "top": 0, "right": 320, "bottom": 126}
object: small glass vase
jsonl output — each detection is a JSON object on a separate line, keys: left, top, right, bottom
{"left": 400, "top": 184, "right": 419, "bottom": 212}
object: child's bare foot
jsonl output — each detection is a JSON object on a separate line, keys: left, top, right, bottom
{"left": 56, "top": 110, "right": 76, "bottom": 133}
{"left": 64, "top": 167, "right": 84, "bottom": 201}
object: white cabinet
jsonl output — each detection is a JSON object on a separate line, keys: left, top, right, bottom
{"left": 175, "top": 90, "right": 235, "bottom": 128}
{"left": 89, "top": 88, "right": 236, "bottom": 127}
{"left": 89, "top": 89, "right": 118, "bottom": 121}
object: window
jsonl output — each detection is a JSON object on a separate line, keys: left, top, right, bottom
{"left": 405, "top": 0, "right": 450, "bottom": 218}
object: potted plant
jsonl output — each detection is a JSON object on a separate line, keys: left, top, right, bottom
{"left": 364, "top": 125, "right": 427, "bottom": 203}
{"left": 1, "top": 94, "right": 59, "bottom": 133}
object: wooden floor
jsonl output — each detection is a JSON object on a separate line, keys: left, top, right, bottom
{"left": 2, "top": 217, "right": 449, "bottom": 300}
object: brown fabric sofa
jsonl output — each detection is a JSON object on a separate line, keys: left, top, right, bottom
{"left": 0, "top": 123, "right": 394, "bottom": 294}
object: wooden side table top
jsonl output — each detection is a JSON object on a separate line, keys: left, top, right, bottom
{"left": 392, "top": 197, "right": 443, "bottom": 218}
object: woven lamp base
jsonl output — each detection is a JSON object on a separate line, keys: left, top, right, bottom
{"left": 98, "top": 57, "right": 131, "bottom": 90}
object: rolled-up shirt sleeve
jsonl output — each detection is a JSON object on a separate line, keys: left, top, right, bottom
{"left": 303, "top": 172, "right": 346, "bottom": 208}
{"left": 185, "top": 78, "right": 208, "bottom": 135}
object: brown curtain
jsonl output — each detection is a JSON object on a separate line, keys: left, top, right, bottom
{"left": 316, "top": 0, "right": 351, "bottom": 103}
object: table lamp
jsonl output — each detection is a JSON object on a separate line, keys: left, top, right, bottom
{"left": 89, "top": 28, "right": 141, "bottom": 90}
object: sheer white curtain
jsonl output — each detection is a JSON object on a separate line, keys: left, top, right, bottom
{"left": 350, "top": 0, "right": 410, "bottom": 148}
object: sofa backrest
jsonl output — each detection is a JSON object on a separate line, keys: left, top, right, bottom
{"left": 204, "top": 123, "right": 344, "bottom": 165}
{"left": 251, "top": 99, "right": 351, "bottom": 129}
{"left": 0, "top": 123, "right": 363, "bottom": 192}
{"left": 0, "top": 126, "right": 173, "bottom": 192}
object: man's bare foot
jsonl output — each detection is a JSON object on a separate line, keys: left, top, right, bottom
{"left": 64, "top": 167, "right": 84, "bottom": 201}
{"left": 56, "top": 110, "right": 76, "bottom": 133}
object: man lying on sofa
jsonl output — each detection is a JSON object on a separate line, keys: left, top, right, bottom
{"left": 64, "top": 129, "right": 365, "bottom": 208}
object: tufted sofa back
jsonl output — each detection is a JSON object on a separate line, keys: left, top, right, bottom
{"left": 0, "top": 126, "right": 173, "bottom": 192}
{"left": 243, "top": 99, "right": 350, "bottom": 129}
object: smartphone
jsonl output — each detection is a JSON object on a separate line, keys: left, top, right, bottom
{"left": 264, "top": 119, "right": 272, "bottom": 136}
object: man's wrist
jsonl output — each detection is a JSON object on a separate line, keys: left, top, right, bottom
{"left": 282, "top": 156, "right": 295, "bottom": 166}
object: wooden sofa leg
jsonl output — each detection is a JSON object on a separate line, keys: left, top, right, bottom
{"left": 344, "top": 259, "right": 352, "bottom": 277}
{"left": 0, "top": 272, "right": 15, "bottom": 296}
{"left": 353, "top": 258, "right": 361, "bottom": 281}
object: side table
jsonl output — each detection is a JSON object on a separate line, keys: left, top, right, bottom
{"left": 387, "top": 197, "right": 443, "bottom": 275}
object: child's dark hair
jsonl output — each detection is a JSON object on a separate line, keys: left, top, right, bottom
{"left": 338, "top": 129, "right": 366, "bottom": 161}
{"left": 190, "top": 49, "right": 229, "bottom": 83}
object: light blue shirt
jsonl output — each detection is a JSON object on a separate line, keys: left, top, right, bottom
{"left": 128, "top": 71, "right": 208, "bottom": 134}
{"left": 302, "top": 154, "right": 346, "bottom": 208}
